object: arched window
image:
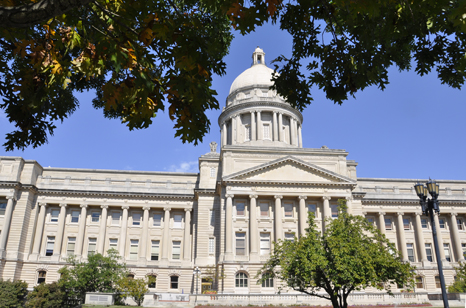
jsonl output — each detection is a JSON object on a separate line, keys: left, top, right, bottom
{"left": 261, "top": 275, "right": 273, "bottom": 288}
{"left": 37, "top": 271, "right": 46, "bottom": 284}
{"left": 147, "top": 275, "right": 156, "bottom": 288}
{"left": 127, "top": 274, "right": 135, "bottom": 280}
{"left": 235, "top": 272, "right": 248, "bottom": 288}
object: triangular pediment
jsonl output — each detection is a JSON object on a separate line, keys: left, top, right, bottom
{"left": 223, "top": 156, "right": 355, "bottom": 186}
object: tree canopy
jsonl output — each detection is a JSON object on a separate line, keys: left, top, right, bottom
{"left": 1, "top": 0, "right": 466, "bottom": 150}
{"left": 257, "top": 201, "right": 415, "bottom": 308}
{"left": 448, "top": 262, "right": 466, "bottom": 293}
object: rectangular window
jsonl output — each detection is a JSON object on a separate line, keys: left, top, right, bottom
{"left": 421, "top": 218, "right": 428, "bottom": 229}
{"left": 67, "top": 237, "right": 76, "bottom": 256}
{"left": 173, "top": 214, "right": 182, "bottom": 228}
{"left": 307, "top": 204, "right": 317, "bottom": 214}
{"left": 172, "top": 241, "right": 181, "bottom": 260}
{"left": 236, "top": 203, "right": 245, "bottom": 216}
{"left": 244, "top": 125, "right": 251, "bottom": 141}
{"left": 210, "top": 210, "right": 215, "bottom": 227}
{"left": 463, "top": 243, "right": 466, "bottom": 259}
{"left": 132, "top": 213, "right": 141, "bottom": 226}
{"left": 109, "top": 238, "right": 118, "bottom": 250}
{"left": 0, "top": 202, "right": 6, "bottom": 216}
{"left": 88, "top": 238, "right": 97, "bottom": 255}
{"left": 458, "top": 218, "right": 464, "bottom": 231}
{"left": 129, "top": 239, "right": 139, "bottom": 260}
{"left": 385, "top": 218, "right": 392, "bottom": 230}
{"left": 51, "top": 209, "right": 59, "bottom": 223}
{"left": 260, "top": 202, "right": 269, "bottom": 217}
{"left": 439, "top": 218, "right": 446, "bottom": 229}
{"left": 260, "top": 233, "right": 270, "bottom": 255}
{"left": 416, "top": 276, "right": 424, "bottom": 289}
{"left": 330, "top": 204, "right": 338, "bottom": 218}
{"left": 284, "top": 203, "right": 293, "bottom": 217}
{"left": 71, "top": 210, "right": 80, "bottom": 223}
{"left": 209, "top": 238, "right": 215, "bottom": 254}
{"left": 236, "top": 232, "right": 246, "bottom": 255}
{"left": 210, "top": 168, "right": 216, "bottom": 178}
{"left": 153, "top": 213, "right": 162, "bottom": 226}
{"left": 426, "top": 243, "right": 433, "bottom": 262}
{"left": 444, "top": 243, "right": 452, "bottom": 262}
{"left": 46, "top": 236, "right": 55, "bottom": 256}
{"left": 406, "top": 243, "right": 415, "bottom": 262}
{"left": 91, "top": 212, "right": 100, "bottom": 223}
{"left": 403, "top": 218, "right": 410, "bottom": 230}
{"left": 285, "top": 233, "right": 295, "bottom": 242}
{"left": 151, "top": 240, "right": 160, "bottom": 260}
{"left": 263, "top": 124, "right": 270, "bottom": 140}
{"left": 111, "top": 212, "right": 121, "bottom": 226}
{"left": 261, "top": 277, "right": 273, "bottom": 288}
{"left": 366, "top": 217, "right": 375, "bottom": 225}
{"left": 170, "top": 276, "right": 179, "bottom": 289}
{"left": 435, "top": 276, "right": 441, "bottom": 288}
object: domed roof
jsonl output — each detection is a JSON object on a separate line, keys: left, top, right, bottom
{"left": 229, "top": 47, "right": 276, "bottom": 95}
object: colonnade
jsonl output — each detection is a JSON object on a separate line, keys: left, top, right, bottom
{"left": 28, "top": 203, "right": 192, "bottom": 261}
{"left": 0, "top": 194, "right": 16, "bottom": 257}
{"left": 221, "top": 110, "right": 303, "bottom": 147}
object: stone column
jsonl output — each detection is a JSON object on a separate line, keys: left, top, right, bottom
{"left": 298, "top": 124, "right": 303, "bottom": 148}
{"left": 274, "top": 195, "right": 283, "bottom": 241}
{"left": 225, "top": 195, "right": 234, "bottom": 256}
{"left": 236, "top": 114, "right": 241, "bottom": 143}
{"left": 298, "top": 196, "right": 307, "bottom": 237}
{"left": 433, "top": 212, "right": 446, "bottom": 261}
{"left": 31, "top": 202, "right": 47, "bottom": 257}
{"left": 249, "top": 195, "right": 258, "bottom": 257}
{"left": 0, "top": 195, "right": 15, "bottom": 256}
{"left": 97, "top": 205, "right": 108, "bottom": 254}
{"left": 273, "top": 112, "right": 278, "bottom": 141}
{"left": 183, "top": 208, "right": 192, "bottom": 260}
{"left": 75, "top": 204, "right": 88, "bottom": 257}
{"left": 345, "top": 196, "right": 353, "bottom": 215}
{"left": 290, "top": 118, "right": 296, "bottom": 145}
{"left": 53, "top": 203, "right": 67, "bottom": 258}
{"left": 251, "top": 111, "right": 256, "bottom": 141}
{"left": 232, "top": 116, "right": 237, "bottom": 145}
{"left": 139, "top": 206, "right": 150, "bottom": 262}
{"left": 293, "top": 118, "right": 299, "bottom": 145}
{"left": 415, "top": 212, "right": 427, "bottom": 263}
{"left": 322, "top": 196, "right": 331, "bottom": 231}
{"left": 378, "top": 212, "right": 386, "bottom": 235}
{"left": 396, "top": 212, "right": 408, "bottom": 262}
{"left": 278, "top": 113, "right": 284, "bottom": 142}
{"left": 222, "top": 122, "right": 227, "bottom": 146}
{"left": 257, "top": 111, "right": 262, "bottom": 140}
{"left": 119, "top": 205, "right": 129, "bottom": 259}
{"left": 161, "top": 207, "right": 171, "bottom": 261}
{"left": 450, "top": 213, "right": 464, "bottom": 262}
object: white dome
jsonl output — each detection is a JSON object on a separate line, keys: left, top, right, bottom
{"left": 229, "top": 64, "right": 276, "bottom": 95}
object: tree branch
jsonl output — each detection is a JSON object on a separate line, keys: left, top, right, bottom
{"left": 0, "top": 0, "right": 92, "bottom": 28}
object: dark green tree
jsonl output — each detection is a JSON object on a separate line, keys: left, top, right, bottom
{"left": 448, "top": 262, "right": 466, "bottom": 292}
{"left": 0, "top": 279, "right": 28, "bottom": 308}
{"left": 257, "top": 200, "right": 415, "bottom": 308}
{"left": 25, "top": 282, "right": 67, "bottom": 308}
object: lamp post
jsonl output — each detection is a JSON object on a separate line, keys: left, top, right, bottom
{"left": 193, "top": 266, "right": 201, "bottom": 296}
{"left": 414, "top": 179, "right": 449, "bottom": 308}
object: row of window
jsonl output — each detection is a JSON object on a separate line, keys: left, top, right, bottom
{"left": 47, "top": 209, "right": 186, "bottom": 228}
{"left": 402, "top": 242, "right": 459, "bottom": 263}
{"left": 236, "top": 232, "right": 294, "bottom": 256}
{"left": 234, "top": 202, "right": 335, "bottom": 218}
{"left": 366, "top": 216, "right": 466, "bottom": 231}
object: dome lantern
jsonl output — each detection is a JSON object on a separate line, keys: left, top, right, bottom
{"left": 253, "top": 47, "right": 265, "bottom": 66}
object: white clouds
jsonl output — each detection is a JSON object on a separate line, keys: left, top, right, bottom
{"left": 167, "top": 161, "right": 198, "bottom": 173}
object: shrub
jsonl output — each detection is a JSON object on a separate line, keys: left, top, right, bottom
{"left": 0, "top": 279, "right": 28, "bottom": 308}
{"left": 25, "top": 282, "right": 67, "bottom": 308}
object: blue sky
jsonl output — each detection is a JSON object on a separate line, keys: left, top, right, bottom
{"left": 1, "top": 23, "right": 465, "bottom": 181}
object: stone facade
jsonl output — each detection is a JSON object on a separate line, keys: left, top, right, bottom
{"left": 1, "top": 48, "right": 466, "bottom": 296}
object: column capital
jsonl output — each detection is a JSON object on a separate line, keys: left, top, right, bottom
{"left": 121, "top": 205, "right": 129, "bottom": 210}
{"left": 397, "top": 212, "right": 404, "bottom": 216}
{"left": 345, "top": 196, "right": 353, "bottom": 201}
{"left": 184, "top": 208, "right": 192, "bottom": 212}
{"left": 362, "top": 211, "right": 368, "bottom": 215}
{"left": 225, "top": 194, "right": 234, "bottom": 199}
{"left": 60, "top": 203, "right": 68, "bottom": 208}
{"left": 164, "top": 207, "right": 171, "bottom": 212}
{"left": 273, "top": 111, "right": 278, "bottom": 114}
{"left": 415, "top": 212, "right": 423, "bottom": 216}
{"left": 450, "top": 212, "right": 458, "bottom": 217}
{"left": 80, "top": 204, "right": 88, "bottom": 208}
{"left": 257, "top": 110, "right": 261, "bottom": 114}
{"left": 378, "top": 211, "right": 386, "bottom": 216}
{"left": 322, "top": 196, "right": 331, "bottom": 201}
{"left": 433, "top": 211, "right": 440, "bottom": 216}
{"left": 100, "top": 204, "right": 108, "bottom": 209}
{"left": 6, "top": 195, "right": 15, "bottom": 200}
{"left": 38, "top": 202, "right": 47, "bottom": 208}
{"left": 142, "top": 206, "right": 151, "bottom": 211}
{"left": 249, "top": 194, "right": 258, "bottom": 199}
{"left": 298, "top": 195, "right": 307, "bottom": 200}
{"left": 274, "top": 195, "right": 283, "bottom": 200}
{"left": 250, "top": 110, "right": 255, "bottom": 114}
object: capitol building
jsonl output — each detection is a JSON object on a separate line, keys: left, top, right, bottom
{"left": 1, "top": 48, "right": 466, "bottom": 299}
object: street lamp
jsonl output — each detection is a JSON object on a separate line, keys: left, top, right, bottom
{"left": 414, "top": 179, "right": 449, "bottom": 308}
{"left": 193, "top": 266, "right": 201, "bottom": 295}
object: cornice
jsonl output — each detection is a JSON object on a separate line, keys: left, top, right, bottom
{"left": 37, "top": 188, "right": 194, "bottom": 200}
{"left": 194, "top": 189, "right": 217, "bottom": 197}
{"left": 223, "top": 179, "right": 356, "bottom": 188}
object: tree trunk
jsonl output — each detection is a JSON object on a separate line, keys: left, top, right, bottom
{"left": 330, "top": 295, "right": 340, "bottom": 308}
